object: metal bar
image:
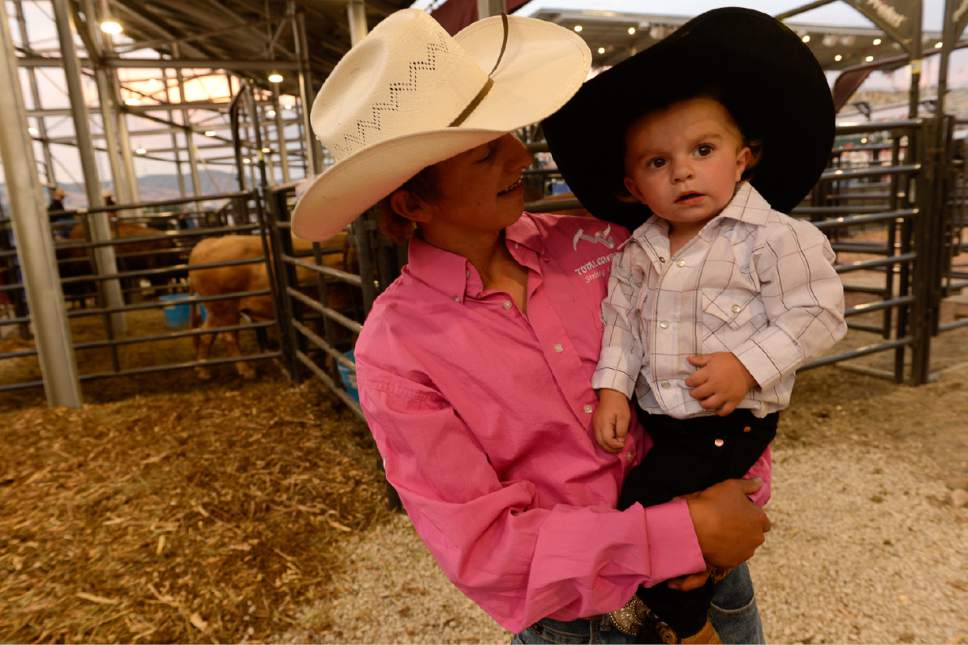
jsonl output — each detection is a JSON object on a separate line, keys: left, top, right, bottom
{"left": 835, "top": 120, "right": 923, "bottom": 135}
{"left": 799, "top": 337, "right": 912, "bottom": 371}
{"left": 13, "top": 1, "right": 56, "bottom": 185}
{"left": 844, "top": 296, "right": 914, "bottom": 317}
{"left": 65, "top": 289, "right": 273, "bottom": 318}
{"left": 73, "top": 320, "right": 275, "bottom": 350}
{"left": 296, "top": 350, "right": 364, "bottom": 421}
{"left": 0, "top": 379, "right": 45, "bottom": 393}
{"left": 293, "top": 4, "right": 319, "bottom": 174}
{"left": 52, "top": 0, "right": 126, "bottom": 335}
{"left": 292, "top": 318, "right": 355, "bottom": 369}
{"left": 0, "top": 0, "right": 82, "bottom": 406}
{"left": 938, "top": 317, "right": 968, "bottom": 332}
{"left": 774, "top": 0, "right": 837, "bottom": 21}
{"left": 834, "top": 252, "right": 917, "bottom": 273}
{"left": 287, "top": 287, "right": 363, "bottom": 334}
{"left": 804, "top": 209, "right": 917, "bottom": 231}
{"left": 78, "top": 352, "right": 280, "bottom": 381}
{"left": 820, "top": 164, "right": 920, "bottom": 181}
{"left": 282, "top": 254, "right": 363, "bottom": 286}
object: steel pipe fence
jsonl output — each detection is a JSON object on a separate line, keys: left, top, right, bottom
{"left": 0, "top": 190, "right": 288, "bottom": 394}
{"left": 264, "top": 116, "right": 968, "bottom": 425}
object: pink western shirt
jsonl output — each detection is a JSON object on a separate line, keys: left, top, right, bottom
{"left": 354, "top": 212, "right": 771, "bottom": 633}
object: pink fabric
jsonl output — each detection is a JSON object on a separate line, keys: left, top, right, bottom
{"left": 355, "top": 212, "right": 771, "bottom": 632}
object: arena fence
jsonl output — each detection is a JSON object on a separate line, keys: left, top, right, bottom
{"left": 3, "top": 116, "right": 966, "bottom": 402}
{"left": 0, "top": 191, "right": 283, "bottom": 393}
{"left": 263, "top": 116, "right": 967, "bottom": 424}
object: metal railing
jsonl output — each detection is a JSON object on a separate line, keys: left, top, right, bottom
{"left": 0, "top": 190, "right": 285, "bottom": 393}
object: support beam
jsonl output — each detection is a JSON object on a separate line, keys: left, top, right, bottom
{"left": 51, "top": 0, "right": 126, "bottom": 334}
{"left": 174, "top": 44, "right": 204, "bottom": 200}
{"left": 0, "top": 0, "right": 82, "bottom": 407}
{"left": 477, "top": 0, "right": 506, "bottom": 18}
{"left": 293, "top": 4, "right": 319, "bottom": 174}
{"left": 13, "top": 0, "right": 56, "bottom": 186}
{"left": 347, "top": 0, "right": 368, "bottom": 46}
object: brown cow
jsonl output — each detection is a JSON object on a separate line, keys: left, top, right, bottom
{"left": 59, "top": 221, "right": 180, "bottom": 305}
{"left": 187, "top": 233, "right": 354, "bottom": 380}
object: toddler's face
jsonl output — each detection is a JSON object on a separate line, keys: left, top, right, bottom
{"left": 623, "top": 97, "right": 751, "bottom": 235}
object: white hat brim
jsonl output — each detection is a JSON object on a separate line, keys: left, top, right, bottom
{"left": 291, "top": 14, "right": 590, "bottom": 241}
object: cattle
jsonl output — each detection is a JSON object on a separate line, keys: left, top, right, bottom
{"left": 57, "top": 221, "right": 181, "bottom": 305}
{"left": 187, "top": 233, "right": 355, "bottom": 380}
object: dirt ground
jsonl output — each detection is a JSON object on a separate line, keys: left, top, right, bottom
{"left": 1, "top": 226, "right": 967, "bottom": 643}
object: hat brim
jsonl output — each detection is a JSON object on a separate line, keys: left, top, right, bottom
{"left": 292, "top": 14, "right": 591, "bottom": 241}
{"left": 542, "top": 8, "right": 834, "bottom": 231}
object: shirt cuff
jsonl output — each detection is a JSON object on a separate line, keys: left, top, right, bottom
{"left": 592, "top": 367, "right": 637, "bottom": 398}
{"left": 641, "top": 498, "right": 705, "bottom": 585}
{"left": 733, "top": 327, "right": 803, "bottom": 390}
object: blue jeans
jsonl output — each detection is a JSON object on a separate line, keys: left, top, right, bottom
{"left": 512, "top": 563, "right": 764, "bottom": 644}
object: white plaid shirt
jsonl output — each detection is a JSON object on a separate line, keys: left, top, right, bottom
{"left": 593, "top": 182, "right": 846, "bottom": 419}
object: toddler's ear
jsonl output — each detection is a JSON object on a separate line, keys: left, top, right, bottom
{"left": 617, "top": 176, "right": 643, "bottom": 204}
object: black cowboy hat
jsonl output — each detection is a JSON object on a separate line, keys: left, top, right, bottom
{"left": 542, "top": 7, "right": 834, "bottom": 232}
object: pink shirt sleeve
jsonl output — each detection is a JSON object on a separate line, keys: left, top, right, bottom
{"left": 358, "top": 361, "right": 706, "bottom": 633}
{"left": 745, "top": 445, "right": 773, "bottom": 508}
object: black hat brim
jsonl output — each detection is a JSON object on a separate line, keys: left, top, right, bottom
{"left": 542, "top": 7, "right": 834, "bottom": 231}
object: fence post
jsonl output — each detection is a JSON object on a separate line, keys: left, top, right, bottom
{"left": 910, "top": 117, "right": 942, "bottom": 384}
{"left": 265, "top": 187, "right": 303, "bottom": 383}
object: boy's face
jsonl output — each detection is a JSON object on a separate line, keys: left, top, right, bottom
{"left": 623, "top": 97, "right": 751, "bottom": 234}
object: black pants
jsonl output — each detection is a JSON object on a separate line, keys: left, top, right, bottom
{"left": 617, "top": 408, "right": 778, "bottom": 641}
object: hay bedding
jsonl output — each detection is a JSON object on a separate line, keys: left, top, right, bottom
{"left": 0, "top": 377, "right": 394, "bottom": 643}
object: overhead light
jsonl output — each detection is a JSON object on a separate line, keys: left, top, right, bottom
{"left": 860, "top": 137, "right": 869, "bottom": 144}
{"left": 135, "top": 147, "right": 146, "bottom": 154}
{"left": 261, "top": 147, "right": 271, "bottom": 153}
{"left": 597, "top": 47, "right": 606, "bottom": 54}
{"left": 267, "top": 72, "right": 284, "bottom": 84}
{"left": 865, "top": 55, "right": 874, "bottom": 62}
{"left": 834, "top": 54, "right": 843, "bottom": 62}
{"left": 266, "top": 109, "right": 277, "bottom": 118}
{"left": 204, "top": 130, "right": 217, "bottom": 137}
{"left": 573, "top": 24, "right": 583, "bottom": 33}
{"left": 99, "top": 19, "right": 123, "bottom": 35}
{"left": 935, "top": 41, "right": 943, "bottom": 49}
{"left": 801, "top": 34, "right": 811, "bottom": 43}
{"left": 28, "top": 127, "right": 39, "bottom": 136}
{"left": 243, "top": 158, "right": 251, "bottom": 164}
{"left": 627, "top": 26, "right": 636, "bottom": 35}
{"left": 872, "top": 37, "right": 882, "bottom": 45}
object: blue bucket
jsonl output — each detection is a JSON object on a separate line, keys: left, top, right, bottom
{"left": 160, "top": 293, "right": 206, "bottom": 329}
{"left": 337, "top": 350, "right": 359, "bottom": 403}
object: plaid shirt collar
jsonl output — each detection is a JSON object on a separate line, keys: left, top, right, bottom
{"left": 624, "top": 182, "right": 772, "bottom": 251}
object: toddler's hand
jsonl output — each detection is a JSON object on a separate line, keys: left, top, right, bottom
{"left": 593, "top": 388, "right": 631, "bottom": 453}
{"left": 684, "top": 352, "right": 756, "bottom": 417}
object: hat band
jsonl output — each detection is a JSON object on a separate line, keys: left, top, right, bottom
{"left": 449, "top": 13, "right": 509, "bottom": 127}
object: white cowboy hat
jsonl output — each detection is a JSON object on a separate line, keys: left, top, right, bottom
{"left": 290, "top": 8, "right": 590, "bottom": 241}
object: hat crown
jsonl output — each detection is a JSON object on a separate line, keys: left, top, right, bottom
{"left": 311, "top": 9, "right": 489, "bottom": 163}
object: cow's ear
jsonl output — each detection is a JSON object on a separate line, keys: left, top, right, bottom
{"left": 389, "top": 188, "right": 432, "bottom": 224}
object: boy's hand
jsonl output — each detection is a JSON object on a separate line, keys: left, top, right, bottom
{"left": 684, "top": 352, "right": 756, "bottom": 417}
{"left": 593, "top": 388, "right": 631, "bottom": 453}
{"left": 666, "top": 569, "right": 711, "bottom": 591}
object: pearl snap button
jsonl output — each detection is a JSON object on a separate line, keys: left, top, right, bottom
{"left": 503, "top": 301, "right": 512, "bottom": 310}
{"left": 660, "top": 381, "right": 671, "bottom": 389}
{"left": 659, "top": 321, "right": 668, "bottom": 329}
{"left": 658, "top": 257, "right": 666, "bottom": 263}
{"left": 554, "top": 344, "right": 564, "bottom": 353}
{"left": 731, "top": 304, "right": 742, "bottom": 313}
{"left": 676, "top": 259, "right": 686, "bottom": 267}
{"left": 583, "top": 404, "right": 593, "bottom": 414}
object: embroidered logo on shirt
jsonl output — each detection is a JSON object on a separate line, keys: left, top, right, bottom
{"left": 572, "top": 225, "right": 616, "bottom": 251}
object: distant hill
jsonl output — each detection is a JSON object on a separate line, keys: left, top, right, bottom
{"left": 0, "top": 170, "right": 240, "bottom": 214}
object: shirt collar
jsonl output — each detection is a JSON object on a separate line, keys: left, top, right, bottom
{"left": 405, "top": 213, "right": 545, "bottom": 302}
{"left": 716, "top": 182, "right": 772, "bottom": 226}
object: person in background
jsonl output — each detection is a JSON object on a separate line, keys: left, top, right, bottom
{"left": 47, "top": 187, "right": 75, "bottom": 239}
